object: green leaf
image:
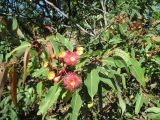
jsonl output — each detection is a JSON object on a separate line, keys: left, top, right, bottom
{"left": 101, "top": 31, "right": 110, "bottom": 41}
{"left": 49, "top": 39, "right": 59, "bottom": 58}
{"left": 62, "top": 91, "right": 72, "bottom": 103}
{"left": 135, "top": 89, "right": 144, "bottom": 114}
{"left": 37, "top": 84, "right": 62, "bottom": 115}
{"left": 114, "top": 49, "right": 145, "bottom": 87}
{"left": 119, "top": 23, "right": 127, "bottom": 34}
{"left": 152, "top": 56, "right": 160, "bottom": 65}
{"left": 32, "top": 68, "right": 49, "bottom": 78}
{"left": 102, "top": 57, "right": 116, "bottom": 67}
{"left": 121, "top": 75, "right": 126, "bottom": 89}
{"left": 147, "top": 113, "right": 160, "bottom": 120}
{"left": 84, "top": 69, "right": 100, "bottom": 100}
{"left": 12, "top": 17, "right": 18, "bottom": 30}
{"left": 17, "top": 28, "right": 25, "bottom": 38}
{"left": 114, "top": 57, "right": 127, "bottom": 68}
{"left": 109, "top": 36, "right": 122, "bottom": 44}
{"left": 146, "top": 107, "right": 160, "bottom": 114}
{"left": 70, "top": 91, "right": 82, "bottom": 120}
{"left": 36, "top": 81, "right": 43, "bottom": 98}
{"left": 56, "top": 33, "right": 73, "bottom": 51}
{"left": 0, "top": 54, "right": 3, "bottom": 64}
{"left": 118, "top": 96, "right": 126, "bottom": 115}
{"left": 129, "top": 58, "right": 146, "bottom": 87}
{"left": 146, "top": 107, "right": 160, "bottom": 120}
{"left": 114, "top": 49, "right": 131, "bottom": 65}
{"left": 6, "top": 42, "right": 31, "bottom": 62}
{"left": 100, "top": 77, "right": 115, "bottom": 90}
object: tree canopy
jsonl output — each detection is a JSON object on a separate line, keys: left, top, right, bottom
{"left": 1, "top": 0, "right": 160, "bottom": 119}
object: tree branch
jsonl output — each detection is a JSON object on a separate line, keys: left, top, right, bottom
{"left": 45, "top": 0, "right": 68, "bottom": 18}
{"left": 76, "top": 24, "right": 95, "bottom": 36}
{"left": 45, "top": 0, "right": 95, "bottom": 37}
{"left": 100, "top": 0, "right": 107, "bottom": 27}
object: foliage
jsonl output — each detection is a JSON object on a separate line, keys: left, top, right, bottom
{"left": 1, "top": 0, "right": 160, "bottom": 119}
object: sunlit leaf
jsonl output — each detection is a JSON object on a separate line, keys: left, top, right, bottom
{"left": 129, "top": 58, "right": 146, "bottom": 87}
{"left": 114, "top": 48, "right": 131, "bottom": 65}
{"left": 135, "top": 89, "right": 144, "bottom": 114}
{"left": 121, "top": 75, "right": 126, "bottom": 89}
{"left": 146, "top": 107, "right": 160, "bottom": 113}
{"left": 84, "top": 69, "right": 100, "bottom": 100}
{"left": 102, "top": 57, "right": 116, "bottom": 67}
{"left": 100, "top": 77, "right": 115, "bottom": 90}
{"left": 70, "top": 90, "right": 82, "bottom": 120}
{"left": 56, "top": 33, "right": 73, "bottom": 51}
{"left": 37, "top": 84, "right": 62, "bottom": 116}
{"left": 32, "top": 68, "right": 49, "bottom": 78}
{"left": 49, "top": 39, "right": 59, "bottom": 58}
{"left": 6, "top": 42, "right": 31, "bottom": 62}
{"left": 37, "top": 81, "right": 43, "bottom": 98}
{"left": 17, "top": 28, "right": 25, "bottom": 38}
{"left": 118, "top": 96, "right": 126, "bottom": 115}
{"left": 12, "top": 17, "right": 18, "bottom": 30}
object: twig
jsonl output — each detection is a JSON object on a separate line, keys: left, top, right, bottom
{"left": 100, "top": 0, "right": 107, "bottom": 27}
{"left": 78, "top": 1, "right": 103, "bottom": 12}
{"left": 45, "top": 0, "right": 68, "bottom": 18}
{"left": 76, "top": 24, "right": 95, "bottom": 36}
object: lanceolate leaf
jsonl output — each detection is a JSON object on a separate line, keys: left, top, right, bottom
{"left": 84, "top": 69, "right": 100, "bottom": 100}
{"left": 147, "top": 113, "right": 160, "bottom": 120}
{"left": 114, "top": 49, "right": 146, "bottom": 87}
{"left": 135, "top": 89, "right": 144, "bottom": 114}
{"left": 56, "top": 33, "right": 73, "bottom": 51}
{"left": 49, "top": 39, "right": 59, "bottom": 58}
{"left": 101, "top": 57, "right": 116, "bottom": 67}
{"left": 36, "top": 81, "right": 43, "bottom": 98}
{"left": 12, "top": 16, "right": 18, "bottom": 30}
{"left": 6, "top": 42, "right": 31, "bottom": 62}
{"left": 17, "top": 28, "right": 25, "bottom": 38}
{"left": 9, "top": 64, "right": 17, "bottom": 106}
{"left": 118, "top": 95, "right": 126, "bottom": 115}
{"left": 100, "top": 77, "right": 115, "bottom": 90}
{"left": 0, "top": 63, "right": 8, "bottom": 98}
{"left": 114, "top": 48, "right": 131, "bottom": 65}
{"left": 70, "top": 90, "right": 82, "bottom": 120}
{"left": 37, "top": 84, "right": 62, "bottom": 116}
{"left": 146, "top": 107, "right": 160, "bottom": 114}
{"left": 146, "top": 107, "right": 160, "bottom": 120}
{"left": 22, "top": 47, "right": 31, "bottom": 86}
{"left": 114, "top": 57, "right": 127, "bottom": 68}
{"left": 129, "top": 58, "right": 146, "bottom": 87}
{"left": 121, "top": 75, "right": 126, "bottom": 89}
{"left": 32, "top": 68, "right": 49, "bottom": 78}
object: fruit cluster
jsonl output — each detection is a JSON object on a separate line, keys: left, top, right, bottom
{"left": 114, "top": 14, "right": 146, "bottom": 36}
